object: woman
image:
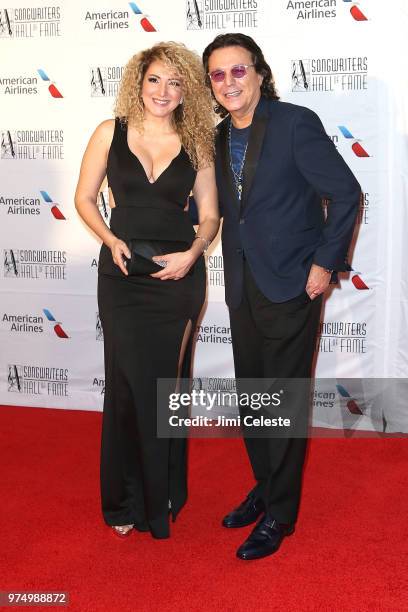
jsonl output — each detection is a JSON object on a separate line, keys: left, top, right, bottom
{"left": 75, "top": 42, "right": 219, "bottom": 539}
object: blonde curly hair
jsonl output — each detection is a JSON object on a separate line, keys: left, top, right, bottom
{"left": 114, "top": 42, "right": 215, "bottom": 170}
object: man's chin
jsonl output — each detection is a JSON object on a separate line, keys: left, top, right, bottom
{"left": 221, "top": 101, "right": 243, "bottom": 114}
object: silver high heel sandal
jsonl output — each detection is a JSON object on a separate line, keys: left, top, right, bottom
{"left": 112, "top": 524, "right": 134, "bottom": 538}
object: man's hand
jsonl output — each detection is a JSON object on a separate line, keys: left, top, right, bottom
{"left": 305, "top": 264, "right": 332, "bottom": 299}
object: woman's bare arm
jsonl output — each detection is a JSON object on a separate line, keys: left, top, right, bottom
{"left": 74, "top": 119, "right": 130, "bottom": 275}
{"left": 151, "top": 162, "right": 220, "bottom": 280}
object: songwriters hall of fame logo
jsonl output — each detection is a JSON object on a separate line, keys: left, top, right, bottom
{"left": 316, "top": 321, "right": 367, "bottom": 353}
{"left": 4, "top": 249, "right": 19, "bottom": 277}
{"left": 1, "top": 129, "right": 64, "bottom": 160}
{"left": 4, "top": 249, "right": 67, "bottom": 280}
{"left": 0, "top": 6, "right": 61, "bottom": 38}
{"left": 291, "top": 57, "right": 367, "bottom": 92}
{"left": 7, "top": 364, "right": 69, "bottom": 396}
{"left": 207, "top": 254, "right": 224, "bottom": 287}
{"left": 98, "top": 188, "right": 111, "bottom": 224}
{"left": 8, "top": 365, "right": 23, "bottom": 392}
{"left": 1, "top": 130, "right": 17, "bottom": 159}
{"left": 186, "top": 0, "right": 259, "bottom": 30}
{"left": 96, "top": 313, "right": 104, "bottom": 341}
{"left": 90, "top": 66, "right": 123, "bottom": 97}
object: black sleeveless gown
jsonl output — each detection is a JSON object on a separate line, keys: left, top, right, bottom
{"left": 97, "top": 119, "right": 206, "bottom": 538}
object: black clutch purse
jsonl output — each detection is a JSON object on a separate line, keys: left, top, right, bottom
{"left": 125, "top": 238, "right": 192, "bottom": 276}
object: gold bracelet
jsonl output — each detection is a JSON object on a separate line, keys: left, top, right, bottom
{"left": 194, "top": 234, "right": 210, "bottom": 252}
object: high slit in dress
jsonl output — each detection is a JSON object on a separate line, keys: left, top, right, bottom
{"left": 97, "top": 118, "right": 206, "bottom": 538}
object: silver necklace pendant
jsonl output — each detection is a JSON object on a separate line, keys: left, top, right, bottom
{"left": 228, "top": 118, "right": 248, "bottom": 199}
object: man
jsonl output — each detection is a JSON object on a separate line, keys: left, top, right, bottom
{"left": 202, "top": 34, "right": 361, "bottom": 560}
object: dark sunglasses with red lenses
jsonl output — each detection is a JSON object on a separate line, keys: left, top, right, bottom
{"left": 208, "top": 64, "right": 255, "bottom": 83}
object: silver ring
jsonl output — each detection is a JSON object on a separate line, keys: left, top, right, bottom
{"left": 156, "top": 259, "right": 168, "bottom": 268}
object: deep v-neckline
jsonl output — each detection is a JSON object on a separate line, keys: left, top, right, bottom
{"left": 126, "top": 131, "right": 183, "bottom": 185}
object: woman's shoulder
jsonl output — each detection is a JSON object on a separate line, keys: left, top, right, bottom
{"left": 88, "top": 119, "right": 117, "bottom": 150}
{"left": 96, "top": 118, "right": 116, "bottom": 136}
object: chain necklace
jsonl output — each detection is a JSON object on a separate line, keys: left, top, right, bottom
{"left": 228, "top": 117, "right": 249, "bottom": 200}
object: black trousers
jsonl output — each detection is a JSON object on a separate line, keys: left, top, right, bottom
{"left": 228, "top": 260, "right": 322, "bottom": 525}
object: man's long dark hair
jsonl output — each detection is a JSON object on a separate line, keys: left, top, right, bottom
{"left": 202, "top": 33, "right": 279, "bottom": 118}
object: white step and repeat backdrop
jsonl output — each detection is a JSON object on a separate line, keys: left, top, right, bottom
{"left": 1, "top": 0, "right": 407, "bottom": 431}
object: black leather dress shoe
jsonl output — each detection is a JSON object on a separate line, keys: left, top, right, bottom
{"left": 222, "top": 495, "right": 265, "bottom": 528}
{"left": 236, "top": 515, "right": 295, "bottom": 560}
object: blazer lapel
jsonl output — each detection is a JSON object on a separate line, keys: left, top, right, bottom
{"left": 240, "top": 97, "right": 269, "bottom": 213}
{"left": 217, "top": 118, "right": 240, "bottom": 207}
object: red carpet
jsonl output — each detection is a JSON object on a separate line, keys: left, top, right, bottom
{"left": 1, "top": 405, "right": 407, "bottom": 612}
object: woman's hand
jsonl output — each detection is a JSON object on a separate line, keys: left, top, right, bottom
{"left": 151, "top": 250, "right": 196, "bottom": 280}
{"left": 109, "top": 238, "right": 131, "bottom": 276}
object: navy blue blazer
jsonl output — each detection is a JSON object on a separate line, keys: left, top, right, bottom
{"left": 214, "top": 96, "right": 361, "bottom": 307}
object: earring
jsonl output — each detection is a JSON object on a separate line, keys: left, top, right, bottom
{"left": 179, "top": 98, "right": 184, "bottom": 105}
